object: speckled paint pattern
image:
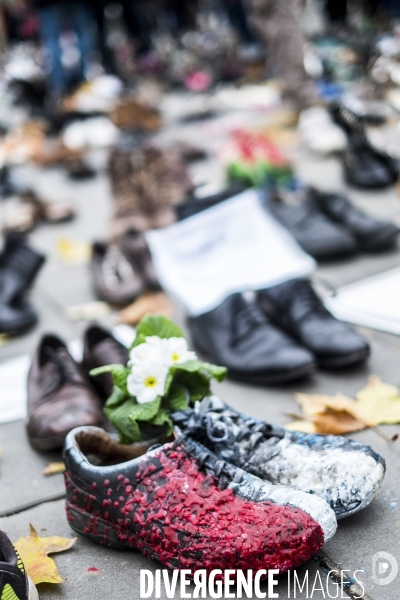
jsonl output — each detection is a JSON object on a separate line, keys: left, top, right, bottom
{"left": 63, "top": 427, "right": 337, "bottom": 575}
{"left": 171, "top": 397, "right": 386, "bottom": 519}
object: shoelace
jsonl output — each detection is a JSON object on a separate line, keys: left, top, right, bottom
{"left": 233, "top": 298, "right": 266, "bottom": 344}
{"left": 287, "top": 281, "right": 329, "bottom": 321}
{"left": 170, "top": 432, "right": 245, "bottom": 491}
{"left": 180, "top": 408, "right": 284, "bottom": 452}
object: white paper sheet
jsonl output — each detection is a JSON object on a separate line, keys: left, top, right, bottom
{"left": 146, "top": 190, "right": 316, "bottom": 315}
{"left": 326, "top": 267, "right": 400, "bottom": 335}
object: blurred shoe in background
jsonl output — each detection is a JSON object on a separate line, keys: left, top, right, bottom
{"left": 0, "top": 233, "right": 45, "bottom": 335}
{"left": 257, "top": 279, "right": 370, "bottom": 369}
{"left": 311, "top": 189, "right": 400, "bottom": 251}
{"left": 298, "top": 106, "right": 348, "bottom": 154}
{"left": 26, "top": 334, "right": 104, "bottom": 451}
{"left": 189, "top": 292, "right": 316, "bottom": 384}
{"left": 267, "top": 188, "right": 357, "bottom": 260}
{"left": 82, "top": 324, "right": 129, "bottom": 401}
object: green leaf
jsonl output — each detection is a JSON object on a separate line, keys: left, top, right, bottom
{"left": 129, "top": 398, "right": 162, "bottom": 423}
{"left": 133, "top": 315, "right": 185, "bottom": 348}
{"left": 105, "top": 386, "right": 129, "bottom": 409}
{"left": 163, "top": 384, "right": 189, "bottom": 412}
{"left": 168, "top": 360, "right": 226, "bottom": 382}
{"left": 105, "top": 400, "right": 142, "bottom": 444}
{"left": 173, "top": 369, "right": 212, "bottom": 403}
{"left": 198, "top": 362, "right": 227, "bottom": 382}
{"left": 90, "top": 364, "right": 129, "bottom": 395}
{"left": 149, "top": 409, "right": 174, "bottom": 436}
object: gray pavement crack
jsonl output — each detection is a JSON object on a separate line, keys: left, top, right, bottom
{"left": 0, "top": 492, "right": 66, "bottom": 518}
{"left": 314, "top": 550, "right": 374, "bottom": 600}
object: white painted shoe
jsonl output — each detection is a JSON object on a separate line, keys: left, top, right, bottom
{"left": 299, "top": 106, "right": 348, "bottom": 154}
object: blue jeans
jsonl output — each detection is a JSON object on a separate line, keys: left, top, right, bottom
{"left": 39, "top": 2, "right": 97, "bottom": 93}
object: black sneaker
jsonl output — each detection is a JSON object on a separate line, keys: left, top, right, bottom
{"left": 64, "top": 426, "right": 336, "bottom": 574}
{"left": 189, "top": 292, "right": 315, "bottom": 385}
{"left": 0, "top": 530, "right": 38, "bottom": 600}
{"left": 311, "top": 188, "right": 400, "bottom": 252}
{"left": 266, "top": 189, "right": 357, "bottom": 260}
{"left": 171, "top": 396, "right": 386, "bottom": 519}
{"left": 257, "top": 279, "right": 370, "bottom": 369}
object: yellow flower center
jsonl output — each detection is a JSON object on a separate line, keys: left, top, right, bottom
{"left": 144, "top": 376, "right": 157, "bottom": 388}
{"left": 172, "top": 353, "right": 180, "bottom": 362}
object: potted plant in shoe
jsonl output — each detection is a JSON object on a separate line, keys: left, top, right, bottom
{"left": 90, "top": 315, "right": 227, "bottom": 444}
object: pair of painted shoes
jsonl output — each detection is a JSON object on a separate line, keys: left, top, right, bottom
{"left": 0, "top": 531, "right": 38, "bottom": 600}
{"left": 63, "top": 398, "right": 385, "bottom": 576}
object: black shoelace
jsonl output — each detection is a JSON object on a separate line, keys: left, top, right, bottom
{"left": 179, "top": 408, "right": 284, "bottom": 452}
{"left": 170, "top": 432, "right": 245, "bottom": 491}
{"left": 233, "top": 298, "right": 266, "bottom": 344}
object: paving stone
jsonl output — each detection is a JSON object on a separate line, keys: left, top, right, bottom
{"left": 0, "top": 420, "right": 65, "bottom": 517}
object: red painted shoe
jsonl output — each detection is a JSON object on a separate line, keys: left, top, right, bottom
{"left": 64, "top": 427, "right": 336, "bottom": 575}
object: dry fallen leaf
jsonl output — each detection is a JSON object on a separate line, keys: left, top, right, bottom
{"left": 313, "top": 409, "right": 365, "bottom": 436}
{"left": 43, "top": 462, "right": 65, "bottom": 477}
{"left": 56, "top": 238, "right": 91, "bottom": 265}
{"left": 288, "top": 376, "right": 400, "bottom": 436}
{"left": 14, "top": 525, "right": 76, "bottom": 585}
{"left": 118, "top": 292, "right": 173, "bottom": 325}
{"left": 353, "top": 376, "right": 400, "bottom": 426}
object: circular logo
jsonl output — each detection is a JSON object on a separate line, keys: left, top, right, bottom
{"left": 372, "top": 552, "right": 398, "bottom": 586}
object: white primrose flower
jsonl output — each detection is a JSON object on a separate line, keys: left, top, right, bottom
{"left": 164, "top": 337, "right": 197, "bottom": 366}
{"left": 128, "top": 336, "right": 166, "bottom": 366}
{"left": 127, "top": 362, "right": 168, "bottom": 404}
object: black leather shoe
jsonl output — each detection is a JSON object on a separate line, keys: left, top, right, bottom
{"left": 258, "top": 279, "right": 370, "bottom": 369}
{"left": 343, "top": 134, "right": 399, "bottom": 189}
{"left": 0, "top": 233, "right": 45, "bottom": 334}
{"left": 266, "top": 189, "right": 357, "bottom": 260}
{"left": 189, "top": 293, "right": 315, "bottom": 385}
{"left": 311, "top": 189, "right": 400, "bottom": 252}
{"left": 0, "top": 299, "right": 37, "bottom": 334}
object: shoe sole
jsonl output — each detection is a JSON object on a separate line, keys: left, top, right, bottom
{"left": 317, "top": 347, "right": 370, "bottom": 370}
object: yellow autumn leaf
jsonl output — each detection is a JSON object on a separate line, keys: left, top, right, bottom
{"left": 285, "top": 420, "right": 317, "bottom": 433}
{"left": 14, "top": 525, "right": 76, "bottom": 585}
{"left": 295, "top": 393, "right": 355, "bottom": 419}
{"left": 43, "top": 462, "right": 65, "bottom": 477}
{"left": 353, "top": 376, "right": 400, "bottom": 426}
{"left": 290, "top": 376, "right": 400, "bottom": 436}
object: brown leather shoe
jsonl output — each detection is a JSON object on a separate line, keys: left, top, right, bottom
{"left": 82, "top": 324, "right": 129, "bottom": 401}
{"left": 90, "top": 241, "right": 145, "bottom": 306}
{"left": 27, "top": 334, "right": 104, "bottom": 451}
{"left": 118, "top": 230, "right": 160, "bottom": 290}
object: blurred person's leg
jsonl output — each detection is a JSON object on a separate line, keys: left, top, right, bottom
{"left": 222, "top": 0, "right": 256, "bottom": 43}
{"left": 39, "top": 3, "right": 66, "bottom": 93}
{"left": 246, "top": 0, "right": 318, "bottom": 110}
{"left": 94, "top": 2, "right": 116, "bottom": 74}
{"left": 124, "top": 0, "right": 153, "bottom": 54}
{"left": 246, "top": 0, "right": 347, "bottom": 153}
{"left": 70, "top": 2, "right": 98, "bottom": 83}
{"left": 326, "top": 0, "right": 347, "bottom": 22}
